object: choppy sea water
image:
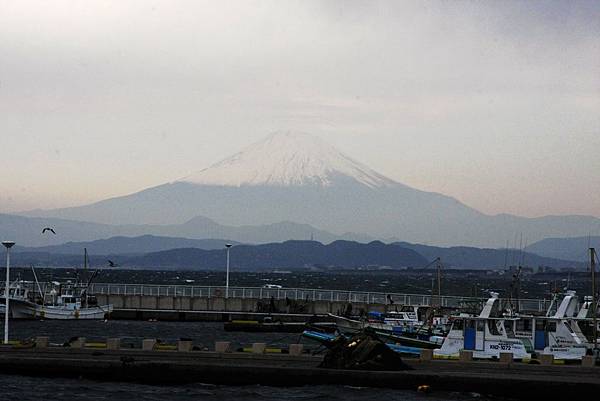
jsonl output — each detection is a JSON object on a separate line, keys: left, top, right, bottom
{"left": 0, "top": 375, "right": 497, "bottom": 401}
{"left": 7, "top": 319, "right": 306, "bottom": 349}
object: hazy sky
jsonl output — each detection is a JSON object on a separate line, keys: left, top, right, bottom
{"left": 1, "top": 0, "right": 599, "bottom": 218}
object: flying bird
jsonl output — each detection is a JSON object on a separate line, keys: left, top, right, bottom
{"left": 108, "top": 260, "right": 118, "bottom": 267}
{"left": 41, "top": 227, "right": 56, "bottom": 234}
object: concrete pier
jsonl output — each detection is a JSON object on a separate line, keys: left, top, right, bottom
{"left": 86, "top": 283, "right": 553, "bottom": 320}
{"left": 0, "top": 346, "right": 597, "bottom": 398}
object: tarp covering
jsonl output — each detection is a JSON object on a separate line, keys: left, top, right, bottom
{"left": 319, "top": 332, "right": 412, "bottom": 371}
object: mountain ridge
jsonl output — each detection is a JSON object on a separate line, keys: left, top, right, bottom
{"left": 19, "top": 132, "right": 600, "bottom": 247}
{"left": 525, "top": 236, "right": 600, "bottom": 262}
{"left": 0, "top": 213, "right": 372, "bottom": 247}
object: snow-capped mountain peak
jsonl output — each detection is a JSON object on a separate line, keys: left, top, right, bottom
{"left": 180, "top": 131, "right": 398, "bottom": 188}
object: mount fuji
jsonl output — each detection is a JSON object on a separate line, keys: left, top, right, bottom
{"left": 23, "top": 131, "right": 600, "bottom": 247}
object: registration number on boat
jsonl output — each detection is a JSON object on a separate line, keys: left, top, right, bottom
{"left": 489, "top": 343, "right": 512, "bottom": 351}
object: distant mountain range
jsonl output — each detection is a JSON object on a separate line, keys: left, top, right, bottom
{"left": 124, "top": 240, "right": 428, "bottom": 270}
{"left": 395, "top": 242, "right": 583, "bottom": 269}
{"left": 525, "top": 236, "right": 600, "bottom": 262}
{"left": 0, "top": 213, "right": 371, "bottom": 248}
{"left": 8, "top": 235, "right": 583, "bottom": 271}
{"left": 21, "top": 131, "right": 600, "bottom": 247}
{"left": 11, "top": 240, "right": 428, "bottom": 271}
{"left": 15, "top": 235, "right": 238, "bottom": 255}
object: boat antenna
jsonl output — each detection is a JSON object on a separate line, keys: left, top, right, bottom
{"left": 503, "top": 240, "right": 509, "bottom": 270}
{"left": 521, "top": 237, "right": 528, "bottom": 268}
{"left": 423, "top": 257, "right": 443, "bottom": 307}
{"left": 518, "top": 233, "right": 524, "bottom": 268}
{"left": 507, "top": 266, "right": 522, "bottom": 314}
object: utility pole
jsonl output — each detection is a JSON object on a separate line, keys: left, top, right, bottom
{"left": 225, "top": 244, "right": 232, "bottom": 299}
{"left": 2, "top": 241, "right": 15, "bottom": 344}
{"left": 591, "top": 248, "right": 597, "bottom": 356}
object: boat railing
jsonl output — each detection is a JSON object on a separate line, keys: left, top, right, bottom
{"left": 62, "top": 283, "right": 555, "bottom": 312}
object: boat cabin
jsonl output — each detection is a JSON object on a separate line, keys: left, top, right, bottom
{"left": 434, "top": 293, "right": 531, "bottom": 360}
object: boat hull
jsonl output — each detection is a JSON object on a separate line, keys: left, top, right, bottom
{"left": 434, "top": 337, "right": 531, "bottom": 360}
{"left": 2, "top": 299, "right": 112, "bottom": 320}
{"left": 332, "top": 314, "right": 421, "bottom": 334}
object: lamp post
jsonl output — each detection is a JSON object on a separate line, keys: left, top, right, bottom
{"left": 225, "top": 244, "right": 232, "bottom": 299}
{"left": 2, "top": 241, "right": 15, "bottom": 344}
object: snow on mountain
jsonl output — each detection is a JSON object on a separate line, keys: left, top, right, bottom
{"left": 20, "top": 131, "right": 600, "bottom": 247}
{"left": 180, "top": 131, "right": 397, "bottom": 188}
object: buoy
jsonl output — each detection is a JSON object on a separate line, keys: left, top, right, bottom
{"left": 417, "top": 384, "right": 431, "bottom": 394}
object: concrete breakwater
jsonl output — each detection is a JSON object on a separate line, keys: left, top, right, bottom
{"left": 89, "top": 283, "right": 552, "bottom": 320}
{"left": 0, "top": 339, "right": 598, "bottom": 398}
{"left": 96, "top": 294, "right": 368, "bottom": 321}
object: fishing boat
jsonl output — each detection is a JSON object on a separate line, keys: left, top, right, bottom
{"left": 575, "top": 295, "right": 600, "bottom": 345}
{"left": 330, "top": 305, "right": 423, "bottom": 334}
{"left": 302, "top": 329, "right": 424, "bottom": 357}
{"left": 434, "top": 292, "right": 531, "bottom": 360}
{"left": 2, "top": 250, "right": 113, "bottom": 320}
{"left": 0, "top": 280, "right": 38, "bottom": 318}
{"left": 511, "top": 291, "right": 590, "bottom": 360}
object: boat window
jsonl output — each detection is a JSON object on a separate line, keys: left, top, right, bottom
{"left": 505, "top": 321, "right": 516, "bottom": 337}
{"left": 535, "top": 320, "right": 546, "bottom": 331}
{"left": 487, "top": 320, "right": 501, "bottom": 335}
{"left": 452, "top": 319, "right": 464, "bottom": 331}
{"left": 476, "top": 320, "right": 485, "bottom": 332}
{"left": 547, "top": 322, "right": 557, "bottom": 332}
{"left": 516, "top": 319, "right": 531, "bottom": 332}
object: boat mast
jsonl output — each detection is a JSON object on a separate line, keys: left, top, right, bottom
{"left": 436, "top": 257, "right": 442, "bottom": 308}
{"left": 30, "top": 264, "right": 44, "bottom": 301}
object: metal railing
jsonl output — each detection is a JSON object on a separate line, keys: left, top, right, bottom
{"left": 87, "top": 283, "right": 552, "bottom": 312}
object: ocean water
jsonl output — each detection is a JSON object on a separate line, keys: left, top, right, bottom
{"left": 0, "top": 375, "right": 496, "bottom": 401}
{"left": 6, "top": 319, "right": 308, "bottom": 349}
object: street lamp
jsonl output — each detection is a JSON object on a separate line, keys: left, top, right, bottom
{"left": 225, "top": 244, "right": 232, "bottom": 299}
{"left": 2, "top": 241, "right": 15, "bottom": 344}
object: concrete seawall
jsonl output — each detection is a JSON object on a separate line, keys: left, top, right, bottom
{"left": 96, "top": 293, "right": 391, "bottom": 320}
{"left": 0, "top": 346, "right": 598, "bottom": 398}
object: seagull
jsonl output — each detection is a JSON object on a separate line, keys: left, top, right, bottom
{"left": 42, "top": 227, "right": 56, "bottom": 234}
{"left": 108, "top": 260, "right": 118, "bottom": 267}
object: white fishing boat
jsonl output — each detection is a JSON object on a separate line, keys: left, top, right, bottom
{"left": 434, "top": 293, "right": 531, "bottom": 360}
{"left": 3, "top": 281, "right": 113, "bottom": 320}
{"left": 511, "top": 291, "right": 589, "bottom": 360}
{"left": 574, "top": 295, "right": 600, "bottom": 345}
{"left": 0, "top": 280, "right": 38, "bottom": 318}
{"left": 2, "top": 251, "right": 113, "bottom": 320}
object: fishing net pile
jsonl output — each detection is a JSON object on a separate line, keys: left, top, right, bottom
{"left": 319, "top": 332, "right": 412, "bottom": 371}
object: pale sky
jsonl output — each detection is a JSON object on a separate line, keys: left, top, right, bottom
{"left": 1, "top": 0, "right": 599, "bottom": 218}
